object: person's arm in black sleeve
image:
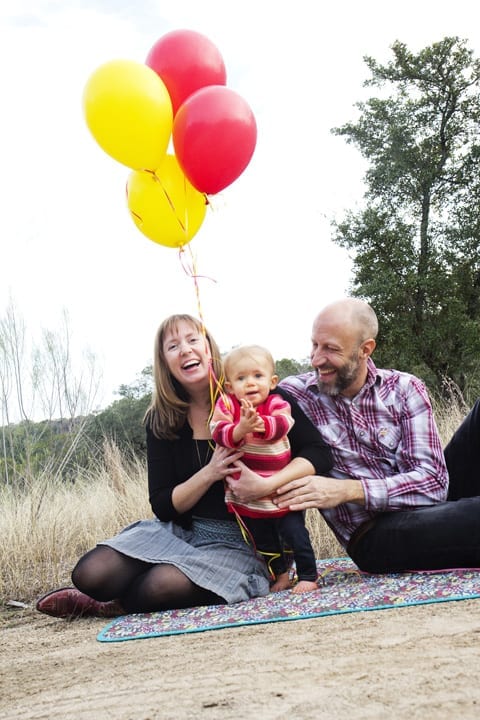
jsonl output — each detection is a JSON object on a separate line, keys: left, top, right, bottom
{"left": 276, "top": 386, "right": 333, "bottom": 475}
{"left": 146, "top": 424, "right": 185, "bottom": 523}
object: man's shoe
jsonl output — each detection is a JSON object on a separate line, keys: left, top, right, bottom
{"left": 36, "top": 587, "right": 123, "bottom": 619}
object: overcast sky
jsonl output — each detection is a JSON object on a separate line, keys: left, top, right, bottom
{"left": 2, "top": 0, "right": 480, "bottom": 411}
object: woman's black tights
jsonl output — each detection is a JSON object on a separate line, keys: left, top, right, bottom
{"left": 71, "top": 545, "right": 224, "bottom": 613}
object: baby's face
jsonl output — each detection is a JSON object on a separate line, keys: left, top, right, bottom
{"left": 225, "top": 354, "right": 276, "bottom": 406}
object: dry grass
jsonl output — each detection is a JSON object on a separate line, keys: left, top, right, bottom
{"left": 0, "top": 440, "right": 150, "bottom": 604}
{"left": 306, "top": 510, "right": 345, "bottom": 559}
{"left": 431, "top": 382, "right": 470, "bottom": 445}
{"left": 0, "top": 395, "right": 468, "bottom": 605}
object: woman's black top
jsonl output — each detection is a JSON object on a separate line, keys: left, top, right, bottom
{"left": 147, "top": 387, "right": 332, "bottom": 528}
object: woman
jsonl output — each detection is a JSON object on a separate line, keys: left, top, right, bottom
{"left": 36, "top": 314, "right": 332, "bottom": 618}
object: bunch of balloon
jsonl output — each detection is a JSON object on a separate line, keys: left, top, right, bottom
{"left": 82, "top": 29, "right": 257, "bottom": 249}
{"left": 145, "top": 29, "right": 257, "bottom": 197}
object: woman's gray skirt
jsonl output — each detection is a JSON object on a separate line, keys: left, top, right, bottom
{"left": 99, "top": 516, "right": 271, "bottom": 604}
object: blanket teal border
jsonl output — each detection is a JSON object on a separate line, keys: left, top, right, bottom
{"left": 97, "top": 557, "right": 480, "bottom": 642}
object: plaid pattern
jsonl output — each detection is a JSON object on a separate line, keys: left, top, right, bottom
{"left": 280, "top": 359, "right": 448, "bottom": 547}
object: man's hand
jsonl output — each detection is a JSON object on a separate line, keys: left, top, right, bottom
{"left": 273, "top": 475, "right": 365, "bottom": 511}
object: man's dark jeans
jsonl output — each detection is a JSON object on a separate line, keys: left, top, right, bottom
{"left": 347, "top": 399, "right": 480, "bottom": 572}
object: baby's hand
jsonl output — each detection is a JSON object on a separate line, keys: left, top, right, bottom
{"left": 252, "top": 415, "right": 265, "bottom": 433}
{"left": 239, "top": 399, "right": 262, "bottom": 432}
{"left": 240, "top": 398, "right": 255, "bottom": 415}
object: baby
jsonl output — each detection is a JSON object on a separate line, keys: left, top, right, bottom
{"left": 210, "top": 344, "right": 318, "bottom": 594}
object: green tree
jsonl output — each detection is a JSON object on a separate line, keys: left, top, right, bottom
{"left": 82, "top": 367, "right": 153, "bottom": 460}
{"left": 87, "top": 395, "right": 150, "bottom": 458}
{"left": 275, "top": 357, "right": 311, "bottom": 380}
{"left": 117, "top": 365, "right": 153, "bottom": 400}
{"left": 332, "top": 37, "right": 480, "bottom": 399}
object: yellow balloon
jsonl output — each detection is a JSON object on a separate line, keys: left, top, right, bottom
{"left": 127, "top": 155, "right": 207, "bottom": 247}
{"left": 83, "top": 59, "right": 173, "bottom": 170}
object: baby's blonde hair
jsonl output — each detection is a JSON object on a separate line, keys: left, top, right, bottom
{"left": 223, "top": 344, "right": 276, "bottom": 379}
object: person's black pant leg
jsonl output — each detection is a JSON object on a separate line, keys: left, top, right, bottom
{"left": 278, "top": 512, "right": 318, "bottom": 581}
{"left": 347, "top": 498, "right": 480, "bottom": 573}
{"left": 444, "top": 398, "right": 480, "bottom": 500}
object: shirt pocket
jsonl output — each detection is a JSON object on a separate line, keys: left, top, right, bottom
{"left": 375, "top": 425, "right": 402, "bottom": 454}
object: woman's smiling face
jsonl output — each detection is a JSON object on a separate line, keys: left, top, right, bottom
{"left": 163, "top": 320, "right": 212, "bottom": 389}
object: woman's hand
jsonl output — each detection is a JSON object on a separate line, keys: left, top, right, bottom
{"left": 273, "top": 475, "right": 365, "bottom": 511}
{"left": 172, "top": 445, "right": 244, "bottom": 514}
{"left": 226, "top": 461, "right": 274, "bottom": 502}
{"left": 208, "top": 446, "right": 244, "bottom": 482}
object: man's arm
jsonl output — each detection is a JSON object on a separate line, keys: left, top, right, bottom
{"left": 273, "top": 475, "right": 365, "bottom": 511}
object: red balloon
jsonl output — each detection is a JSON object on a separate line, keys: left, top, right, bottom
{"left": 145, "top": 29, "right": 227, "bottom": 115}
{"left": 173, "top": 86, "right": 257, "bottom": 195}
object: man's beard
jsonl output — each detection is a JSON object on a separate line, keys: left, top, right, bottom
{"left": 316, "top": 353, "right": 361, "bottom": 397}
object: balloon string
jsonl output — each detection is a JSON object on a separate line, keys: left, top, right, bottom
{"left": 178, "top": 244, "right": 217, "bottom": 293}
{"left": 178, "top": 245, "right": 225, "bottom": 421}
{"left": 146, "top": 169, "right": 188, "bottom": 236}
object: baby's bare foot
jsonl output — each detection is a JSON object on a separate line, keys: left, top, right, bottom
{"left": 270, "top": 571, "right": 293, "bottom": 592}
{"left": 291, "top": 579, "right": 319, "bottom": 594}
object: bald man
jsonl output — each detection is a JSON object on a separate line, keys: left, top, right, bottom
{"left": 229, "top": 298, "right": 480, "bottom": 573}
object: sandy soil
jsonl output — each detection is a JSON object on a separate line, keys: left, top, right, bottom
{"left": 2, "top": 598, "right": 480, "bottom": 720}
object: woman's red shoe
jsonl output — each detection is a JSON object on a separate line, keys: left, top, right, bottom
{"left": 36, "top": 588, "right": 123, "bottom": 619}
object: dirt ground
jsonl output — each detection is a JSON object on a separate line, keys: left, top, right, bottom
{"left": 2, "top": 598, "right": 480, "bottom": 720}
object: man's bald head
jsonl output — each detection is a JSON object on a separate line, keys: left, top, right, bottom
{"left": 314, "top": 298, "right": 378, "bottom": 345}
{"left": 309, "top": 298, "right": 378, "bottom": 397}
